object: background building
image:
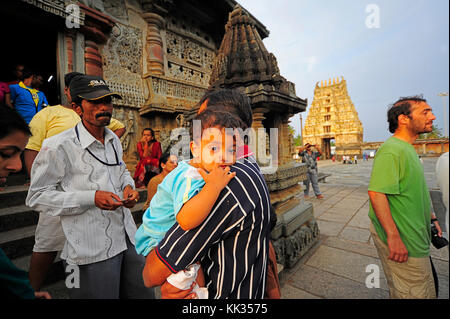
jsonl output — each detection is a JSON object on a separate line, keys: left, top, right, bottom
{"left": 303, "top": 77, "right": 363, "bottom": 160}
{"left": 0, "top": 0, "right": 269, "bottom": 173}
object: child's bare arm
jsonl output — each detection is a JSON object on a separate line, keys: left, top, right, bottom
{"left": 176, "top": 166, "right": 235, "bottom": 230}
{"left": 196, "top": 264, "right": 205, "bottom": 287}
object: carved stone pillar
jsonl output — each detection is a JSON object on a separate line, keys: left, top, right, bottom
{"left": 142, "top": 13, "right": 165, "bottom": 76}
{"left": 280, "top": 115, "right": 292, "bottom": 166}
{"left": 85, "top": 40, "right": 103, "bottom": 76}
{"left": 252, "top": 108, "right": 266, "bottom": 129}
{"left": 66, "top": 34, "right": 74, "bottom": 73}
{"left": 78, "top": 3, "right": 115, "bottom": 77}
{"left": 252, "top": 108, "right": 270, "bottom": 166}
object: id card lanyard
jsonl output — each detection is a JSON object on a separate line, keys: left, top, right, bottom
{"left": 75, "top": 124, "right": 122, "bottom": 166}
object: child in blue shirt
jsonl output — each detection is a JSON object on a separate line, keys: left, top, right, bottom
{"left": 135, "top": 109, "right": 243, "bottom": 298}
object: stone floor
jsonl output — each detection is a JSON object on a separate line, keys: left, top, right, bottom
{"left": 280, "top": 158, "right": 449, "bottom": 299}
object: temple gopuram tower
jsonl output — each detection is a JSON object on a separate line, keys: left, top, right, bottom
{"left": 208, "top": 5, "right": 320, "bottom": 269}
{"left": 303, "top": 77, "right": 363, "bottom": 159}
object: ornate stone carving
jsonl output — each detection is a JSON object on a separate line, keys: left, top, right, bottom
{"left": 159, "top": 129, "right": 172, "bottom": 154}
{"left": 21, "top": 0, "right": 85, "bottom": 24}
{"left": 167, "top": 63, "right": 210, "bottom": 87}
{"left": 176, "top": 114, "right": 185, "bottom": 127}
{"left": 103, "top": 0, "right": 128, "bottom": 22}
{"left": 210, "top": 53, "right": 227, "bottom": 86}
{"left": 103, "top": 24, "right": 145, "bottom": 109}
{"left": 166, "top": 14, "right": 216, "bottom": 50}
{"left": 140, "top": 6, "right": 218, "bottom": 117}
{"left": 144, "top": 75, "right": 206, "bottom": 112}
{"left": 113, "top": 108, "right": 136, "bottom": 153}
{"left": 80, "top": 0, "right": 104, "bottom": 12}
{"left": 165, "top": 31, "right": 215, "bottom": 87}
{"left": 283, "top": 223, "right": 319, "bottom": 268}
{"left": 272, "top": 237, "right": 286, "bottom": 267}
{"left": 263, "top": 164, "right": 308, "bottom": 191}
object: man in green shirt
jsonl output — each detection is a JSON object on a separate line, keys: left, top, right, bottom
{"left": 368, "top": 95, "right": 443, "bottom": 299}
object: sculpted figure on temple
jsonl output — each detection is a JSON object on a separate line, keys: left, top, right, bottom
{"left": 80, "top": 0, "right": 105, "bottom": 11}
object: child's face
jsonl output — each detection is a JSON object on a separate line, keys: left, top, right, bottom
{"left": 191, "top": 127, "right": 236, "bottom": 173}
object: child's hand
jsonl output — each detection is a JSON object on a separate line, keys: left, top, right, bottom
{"left": 197, "top": 166, "right": 236, "bottom": 193}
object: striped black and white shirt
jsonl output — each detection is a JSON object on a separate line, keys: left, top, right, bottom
{"left": 156, "top": 157, "right": 271, "bottom": 299}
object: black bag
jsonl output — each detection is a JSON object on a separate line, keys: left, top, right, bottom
{"left": 431, "top": 223, "right": 448, "bottom": 249}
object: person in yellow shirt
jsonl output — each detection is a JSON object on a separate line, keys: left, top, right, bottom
{"left": 24, "top": 72, "right": 126, "bottom": 291}
{"left": 24, "top": 73, "right": 125, "bottom": 174}
{"left": 24, "top": 105, "right": 125, "bottom": 168}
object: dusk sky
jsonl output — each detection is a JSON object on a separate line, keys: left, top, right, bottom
{"left": 241, "top": 0, "right": 449, "bottom": 142}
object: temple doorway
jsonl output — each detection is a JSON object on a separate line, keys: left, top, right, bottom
{"left": 322, "top": 138, "right": 335, "bottom": 159}
{"left": 0, "top": 1, "right": 64, "bottom": 185}
{"left": 0, "top": 1, "right": 62, "bottom": 106}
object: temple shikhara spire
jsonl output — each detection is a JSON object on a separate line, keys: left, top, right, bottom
{"left": 210, "top": 4, "right": 283, "bottom": 88}
{"left": 208, "top": 4, "right": 320, "bottom": 269}
{"left": 303, "top": 76, "right": 363, "bottom": 159}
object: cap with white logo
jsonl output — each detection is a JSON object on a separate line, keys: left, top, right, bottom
{"left": 69, "top": 75, "right": 122, "bottom": 101}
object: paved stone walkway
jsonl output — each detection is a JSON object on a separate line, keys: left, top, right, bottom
{"left": 280, "top": 158, "right": 449, "bottom": 299}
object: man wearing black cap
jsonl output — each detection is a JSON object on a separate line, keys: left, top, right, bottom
{"left": 26, "top": 75, "right": 154, "bottom": 299}
{"left": 24, "top": 72, "right": 127, "bottom": 292}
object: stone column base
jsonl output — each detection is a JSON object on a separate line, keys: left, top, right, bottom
{"left": 270, "top": 201, "right": 320, "bottom": 269}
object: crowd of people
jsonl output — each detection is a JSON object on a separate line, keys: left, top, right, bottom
{"left": 0, "top": 73, "right": 280, "bottom": 299}
{"left": 342, "top": 155, "right": 358, "bottom": 164}
{"left": 0, "top": 69, "right": 447, "bottom": 300}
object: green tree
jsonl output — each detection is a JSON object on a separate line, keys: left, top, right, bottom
{"left": 289, "top": 125, "right": 302, "bottom": 146}
{"left": 294, "top": 133, "right": 302, "bottom": 146}
{"left": 418, "top": 125, "right": 444, "bottom": 139}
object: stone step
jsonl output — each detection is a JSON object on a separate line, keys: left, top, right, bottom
{"left": 0, "top": 225, "right": 36, "bottom": 260}
{"left": 0, "top": 185, "right": 30, "bottom": 208}
{"left": 2, "top": 172, "right": 28, "bottom": 187}
{"left": 0, "top": 202, "right": 147, "bottom": 260}
{"left": 0, "top": 205, "right": 39, "bottom": 232}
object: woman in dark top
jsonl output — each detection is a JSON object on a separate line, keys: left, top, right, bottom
{"left": 0, "top": 105, "right": 50, "bottom": 299}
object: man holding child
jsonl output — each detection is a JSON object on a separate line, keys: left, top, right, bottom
{"left": 140, "top": 89, "right": 273, "bottom": 299}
